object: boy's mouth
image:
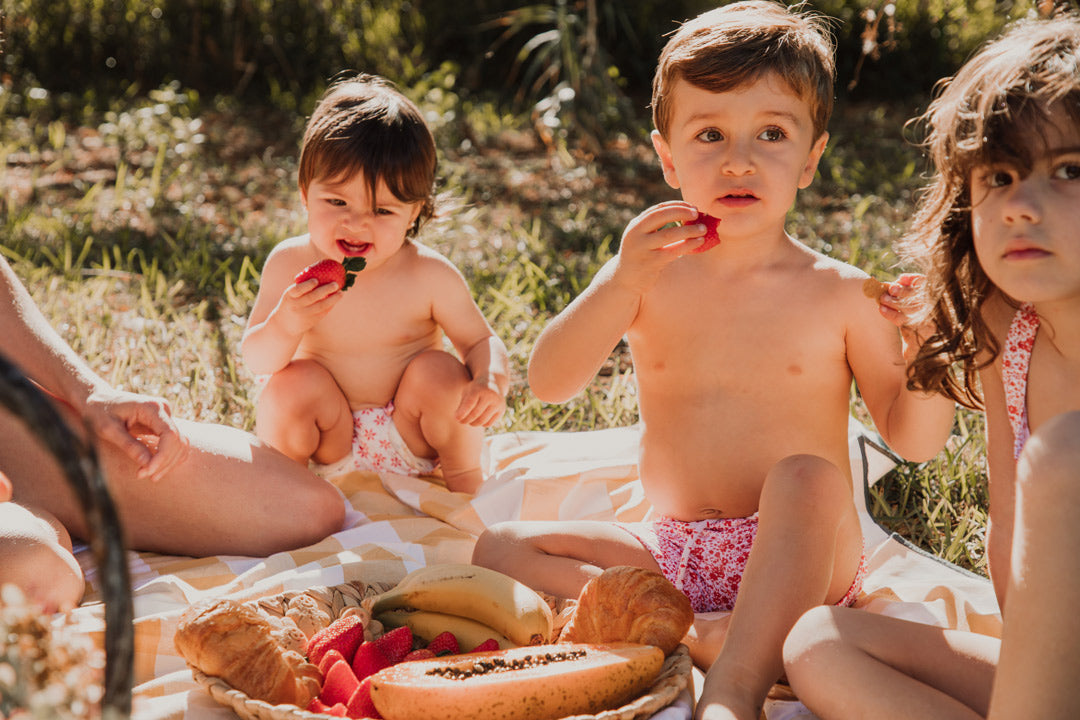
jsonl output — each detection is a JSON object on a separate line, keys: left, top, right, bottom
{"left": 337, "top": 238, "right": 371, "bottom": 256}
{"left": 717, "top": 191, "right": 758, "bottom": 207}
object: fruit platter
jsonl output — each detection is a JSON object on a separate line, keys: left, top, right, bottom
{"left": 176, "top": 565, "right": 694, "bottom": 720}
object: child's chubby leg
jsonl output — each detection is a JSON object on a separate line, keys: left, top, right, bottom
{"left": 0, "top": 493, "right": 86, "bottom": 614}
{"left": 783, "top": 607, "right": 997, "bottom": 720}
{"left": 392, "top": 349, "right": 486, "bottom": 493}
{"left": 254, "top": 358, "right": 354, "bottom": 465}
{"left": 472, "top": 520, "right": 663, "bottom": 601}
{"left": 990, "top": 411, "right": 1080, "bottom": 719}
{"left": 695, "top": 454, "right": 864, "bottom": 720}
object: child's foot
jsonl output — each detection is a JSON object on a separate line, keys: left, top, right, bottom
{"left": 695, "top": 684, "right": 763, "bottom": 720}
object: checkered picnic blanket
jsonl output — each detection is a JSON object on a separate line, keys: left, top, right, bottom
{"left": 66, "top": 423, "right": 1000, "bottom": 720}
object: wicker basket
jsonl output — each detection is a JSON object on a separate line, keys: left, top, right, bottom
{"left": 190, "top": 581, "right": 694, "bottom": 720}
{"left": 0, "top": 354, "right": 134, "bottom": 716}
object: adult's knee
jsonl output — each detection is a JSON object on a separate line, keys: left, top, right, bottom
{"left": 0, "top": 505, "right": 85, "bottom": 612}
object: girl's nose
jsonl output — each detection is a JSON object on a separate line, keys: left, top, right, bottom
{"left": 1003, "top": 177, "right": 1043, "bottom": 225}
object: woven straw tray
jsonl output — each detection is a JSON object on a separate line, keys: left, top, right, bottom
{"left": 189, "top": 580, "right": 694, "bottom": 720}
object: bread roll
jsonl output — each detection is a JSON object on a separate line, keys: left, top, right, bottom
{"left": 174, "top": 598, "right": 321, "bottom": 706}
{"left": 560, "top": 566, "right": 693, "bottom": 656}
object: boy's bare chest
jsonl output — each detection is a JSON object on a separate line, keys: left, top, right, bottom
{"left": 306, "top": 292, "right": 438, "bottom": 350}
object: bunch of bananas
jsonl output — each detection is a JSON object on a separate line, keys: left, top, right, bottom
{"left": 372, "top": 564, "right": 554, "bottom": 651}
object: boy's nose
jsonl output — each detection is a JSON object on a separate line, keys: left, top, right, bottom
{"left": 721, "top": 141, "right": 754, "bottom": 175}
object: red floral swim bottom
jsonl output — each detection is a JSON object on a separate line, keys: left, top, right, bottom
{"left": 618, "top": 515, "right": 867, "bottom": 613}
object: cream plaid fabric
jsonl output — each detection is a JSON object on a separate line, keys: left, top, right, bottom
{"left": 66, "top": 423, "right": 1000, "bottom": 720}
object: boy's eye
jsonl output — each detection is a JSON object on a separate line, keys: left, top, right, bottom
{"left": 1053, "top": 162, "right": 1080, "bottom": 181}
{"left": 327, "top": 198, "right": 346, "bottom": 207}
{"left": 758, "top": 127, "right": 786, "bottom": 142}
{"left": 696, "top": 128, "right": 723, "bottom": 143}
{"left": 376, "top": 207, "right": 394, "bottom": 216}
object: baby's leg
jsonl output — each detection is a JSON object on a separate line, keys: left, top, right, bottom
{"left": 784, "top": 606, "right": 996, "bottom": 719}
{"left": 0, "top": 500, "right": 85, "bottom": 613}
{"left": 255, "top": 358, "right": 353, "bottom": 465}
{"left": 392, "top": 350, "right": 484, "bottom": 493}
{"left": 696, "top": 454, "right": 863, "bottom": 720}
{"left": 990, "top": 411, "right": 1080, "bottom": 719}
{"left": 472, "top": 520, "right": 662, "bottom": 600}
{"left": 3, "top": 404, "right": 345, "bottom": 558}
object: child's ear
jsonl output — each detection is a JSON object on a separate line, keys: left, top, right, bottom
{"left": 651, "top": 130, "right": 681, "bottom": 190}
{"left": 798, "top": 132, "right": 829, "bottom": 189}
{"left": 300, "top": 187, "right": 309, "bottom": 210}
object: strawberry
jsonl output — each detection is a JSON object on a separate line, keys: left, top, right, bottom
{"left": 351, "top": 640, "right": 392, "bottom": 681}
{"left": 308, "top": 697, "right": 348, "bottom": 717}
{"left": 308, "top": 615, "right": 366, "bottom": 667}
{"left": 371, "top": 626, "right": 413, "bottom": 664}
{"left": 345, "top": 677, "right": 381, "bottom": 719}
{"left": 468, "top": 638, "right": 500, "bottom": 653}
{"left": 691, "top": 211, "right": 721, "bottom": 253}
{"left": 425, "top": 631, "right": 459, "bottom": 656}
{"left": 402, "top": 647, "right": 436, "bottom": 662}
{"left": 319, "top": 659, "right": 361, "bottom": 707}
{"left": 317, "top": 648, "right": 348, "bottom": 676}
{"left": 293, "top": 256, "right": 366, "bottom": 291}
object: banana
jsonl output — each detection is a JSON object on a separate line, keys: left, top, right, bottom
{"left": 376, "top": 609, "right": 517, "bottom": 651}
{"left": 371, "top": 563, "right": 554, "bottom": 646}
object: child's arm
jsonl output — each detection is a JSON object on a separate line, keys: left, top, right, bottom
{"left": 528, "top": 201, "right": 706, "bottom": 403}
{"left": 430, "top": 262, "right": 510, "bottom": 428}
{"left": 241, "top": 244, "right": 342, "bottom": 375}
{"left": 849, "top": 274, "right": 956, "bottom": 462}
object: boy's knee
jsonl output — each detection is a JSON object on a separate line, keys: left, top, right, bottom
{"left": 764, "top": 454, "right": 849, "bottom": 506}
{"left": 259, "top": 359, "right": 339, "bottom": 410}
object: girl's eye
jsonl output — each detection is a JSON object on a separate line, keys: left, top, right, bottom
{"left": 984, "top": 170, "right": 1013, "bottom": 188}
{"left": 1053, "top": 162, "right": 1080, "bottom": 181}
{"left": 696, "top": 128, "right": 723, "bottom": 143}
{"left": 758, "top": 127, "right": 786, "bottom": 142}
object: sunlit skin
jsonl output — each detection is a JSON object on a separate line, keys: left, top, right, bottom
{"left": 243, "top": 173, "right": 509, "bottom": 492}
{"left": 474, "top": 71, "right": 955, "bottom": 720}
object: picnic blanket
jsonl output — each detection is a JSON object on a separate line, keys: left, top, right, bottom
{"left": 67, "top": 420, "right": 1001, "bottom": 720}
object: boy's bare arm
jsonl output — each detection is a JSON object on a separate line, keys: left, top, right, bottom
{"left": 529, "top": 202, "right": 706, "bottom": 403}
{"left": 849, "top": 276, "right": 955, "bottom": 462}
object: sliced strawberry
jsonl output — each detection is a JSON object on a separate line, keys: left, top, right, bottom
{"left": 691, "top": 211, "right": 721, "bottom": 253}
{"left": 318, "top": 659, "right": 361, "bottom": 707}
{"left": 351, "top": 640, "right": 392, "bottom": 681}
{"left": 326, "top": 703, "right": 348, "bottom": 718}
{"left": 371, "top": 626, "right": 413, "bottom": 664}
{"left": 402, "top": 647, "right": 436, "bottom": 662}
{"left": 345, "top": 676, "right": 381, "bottom": 719}
{"left": 468, "top": 638, "right": 500, "bottom": 653}
{"left": 307, "top": 697, "right": 333, "bottom": 714}
{"left": 308, "top": 615, "right": 366, "bottom": 667}
{"left": 425, "top": 631, "right": 459, "bottom": 657}
{"left": 317, "top": 648, "right": 348, "bottom": 676}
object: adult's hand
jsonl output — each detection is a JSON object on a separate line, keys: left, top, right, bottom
{"left": 83, "top": 388, "right": 189, "bottom": 481}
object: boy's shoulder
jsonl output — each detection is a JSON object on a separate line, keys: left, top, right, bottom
{"left": 792, "top": 241, "right": 872, "bottom": 290}
{"left": 401, "top": 241, "right": 467, "bottom": 277}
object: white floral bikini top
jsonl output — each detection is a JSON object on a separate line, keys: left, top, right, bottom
{"left": 1001, "top": 303, "right": 1040, "bottom": 461}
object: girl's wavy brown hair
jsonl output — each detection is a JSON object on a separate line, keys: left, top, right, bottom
{"left": 298, "top": 73, "right": 437, "bottom": 238}
{"left": 901, "top": 13, "right": 1080, "bottom": 409}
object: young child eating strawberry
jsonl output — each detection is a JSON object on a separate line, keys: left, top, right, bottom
{"left": 242, "top": 73, "right": 509, "bottom": 493}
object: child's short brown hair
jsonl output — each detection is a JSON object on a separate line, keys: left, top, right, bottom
{"left": 651, "top": 0, "right": 835, "bottom": 141}
{"left": 299, "top": 73, "right": 437, "bottom": 237}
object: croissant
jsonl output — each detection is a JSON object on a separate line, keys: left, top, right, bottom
{"left": 560, "top": 566, "right": 693, "bottom": 656}
{"left": 175, "top": 598, "right": 321, "bottom": 706}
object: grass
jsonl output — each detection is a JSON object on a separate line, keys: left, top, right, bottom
{"left": 0, "top": 83, "right": 987, "bottom": 576}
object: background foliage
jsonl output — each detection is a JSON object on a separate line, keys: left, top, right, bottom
{"left": 3, "top": 0, "right": 1075, "bottom": 574}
